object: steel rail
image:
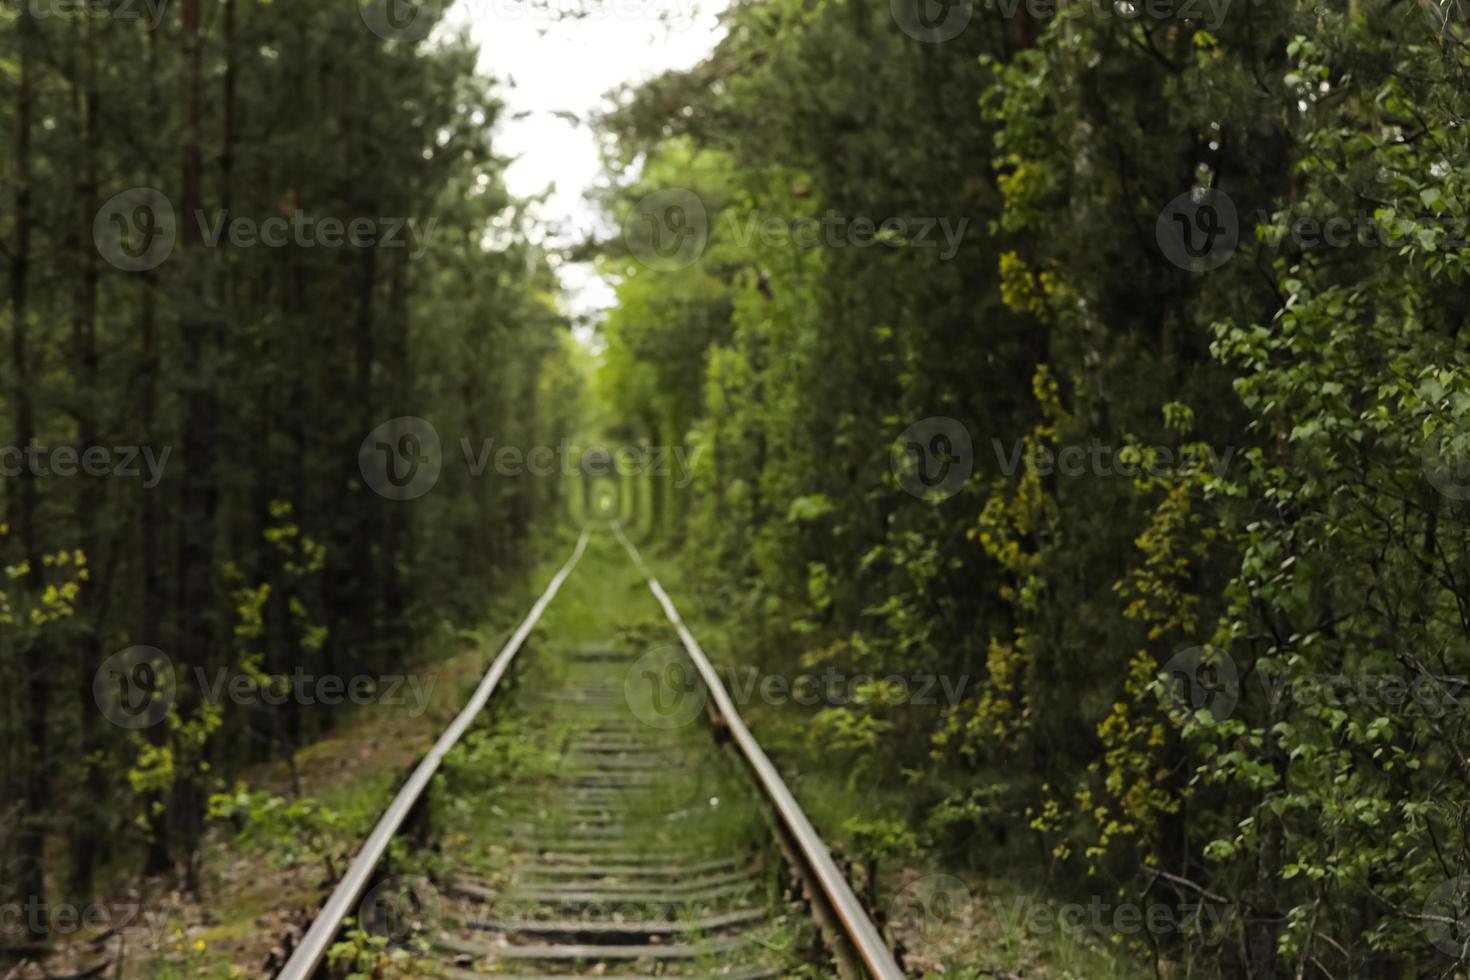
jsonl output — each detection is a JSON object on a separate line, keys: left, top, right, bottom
{"left": 276, "top": 530, "right": 590, "bottom": 980}
{"left": 611, "top": 523, "right": 905, "bottom": 980}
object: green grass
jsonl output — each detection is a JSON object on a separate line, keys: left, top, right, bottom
{"left": 417, "top": 522, "right": 831, "bottom": 974}
{"left": 435, "top": 524, "right": 775, "bottom": 861}
{"left": 532, "top": 528, "right": 660, "bottom": 641}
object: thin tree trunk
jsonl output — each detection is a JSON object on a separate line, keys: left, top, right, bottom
{"left": 11, "top": 2, "right": 51, "bottom": 933}
{"left": 69, "top": 3, "right": 105, "bottom": 897}
{"left": 382, "top": 251, "right": 409, "bottom": 646}
{"left": 644, "top": 413, "right": 665, "bottom": 538}
{"left": 171, "top": 0, "right": 217, "bottom": 894}
{"left": 140, "top": 13, "right": 171, "bottom": 879}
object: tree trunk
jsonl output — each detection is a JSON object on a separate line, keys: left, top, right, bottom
{"left": 171, "top": 0, "right": 218, "bottom": 894}
{"left": 69, "top": 4, "right": 105, "bottom": 898}
{"left": 11, "top": 2, "right": 52, "bottom": 933}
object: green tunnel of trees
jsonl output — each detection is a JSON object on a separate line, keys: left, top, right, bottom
{"left": 3, "top": 0, "right": 1470, "bottom": 978}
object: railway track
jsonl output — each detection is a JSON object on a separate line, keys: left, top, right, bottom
{"left": 428, "top": 663, "right": 787, "bottom": 977}
{"left": 275, "top": 527, "right": 906, "bottom": 979}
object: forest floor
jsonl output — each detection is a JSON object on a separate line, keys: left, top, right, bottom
{"left": 20, "top": 528, "right": 1154, "bottom": 979}
{"left": 18, "top": 566, "right": 543, "bottom": 980}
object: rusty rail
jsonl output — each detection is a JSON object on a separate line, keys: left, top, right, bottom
{"left": 275, "top": 530, "right": 590, "bottom": 980}
{"left": 611, "top": 523, "right": 905, "bottom": 980}
{"left": 278, "top": 524, "right": 904, "bottom": 979}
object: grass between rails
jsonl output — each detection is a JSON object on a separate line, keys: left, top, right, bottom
{"left": 424, "top": 526, "right": 828, "bottom": 976}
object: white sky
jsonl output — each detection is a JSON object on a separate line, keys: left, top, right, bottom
{"left": 444, "top": 0, "right": 726, "bottom": 324}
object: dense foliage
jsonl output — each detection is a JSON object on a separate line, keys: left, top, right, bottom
{"left": 0, "top": 0, "right": 572, "bottom": 941}
{"left": 595, "top": 1, "right": 1470, "bottom": 975}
